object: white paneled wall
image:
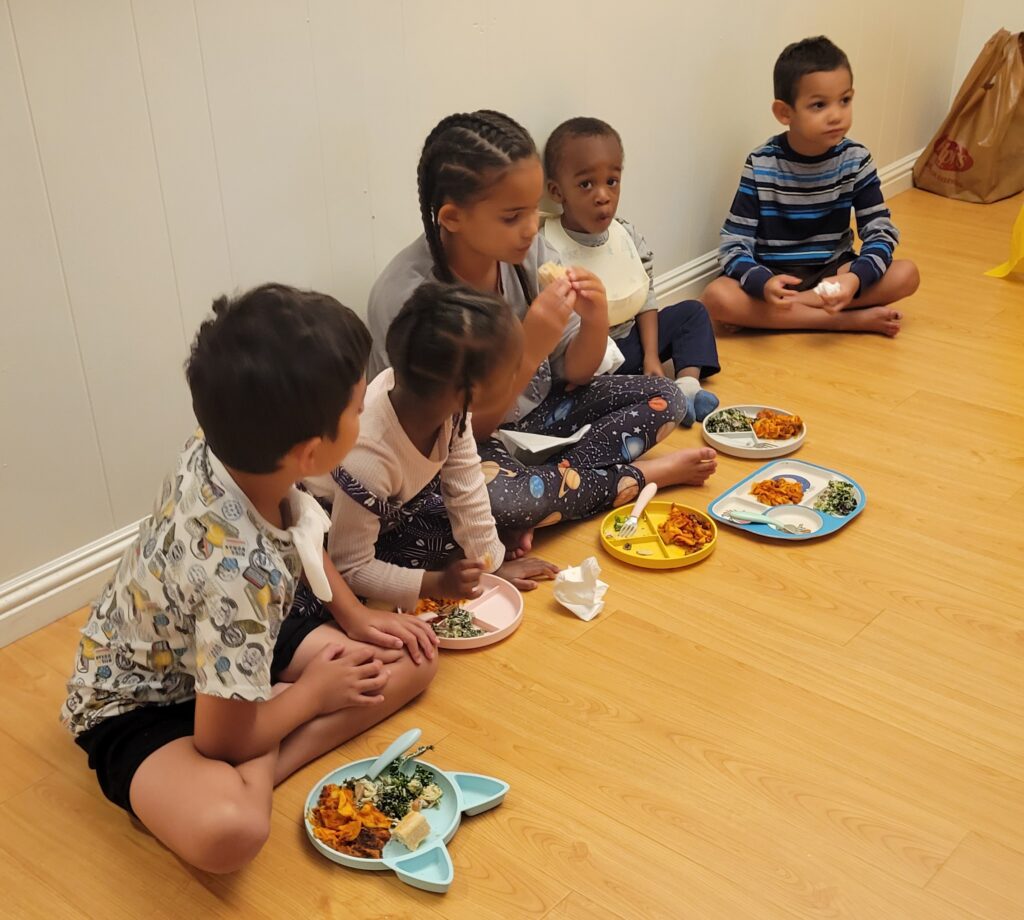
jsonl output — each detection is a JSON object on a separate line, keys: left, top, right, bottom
{"left": 2, "top": 0, "right": 967, "bottom": 591}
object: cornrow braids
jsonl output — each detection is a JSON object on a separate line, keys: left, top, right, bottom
{"left": 417, "top": 109, "right": 538, "bottom": 289}
{"left": 385, "top": 281, "right": 518, "bottom": 438}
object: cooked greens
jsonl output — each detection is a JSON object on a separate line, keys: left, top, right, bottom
{"left": 813, "top": 480, "right": 859, "bottom": 516}
{"left": 431, "top": 606, "right": 485, "bottom": 639}
{"left": 705, "top": 408, "right": 753, "bottom": 433}
{"left": 349, "top": 746, "right": 444, "bottom": 821}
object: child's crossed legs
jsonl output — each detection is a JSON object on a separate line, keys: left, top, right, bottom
{"left": 129, "top": 625, "right": 436, "bottom": 873}
{"left": 703, "top": 259, "right": 919, "bottom": 336}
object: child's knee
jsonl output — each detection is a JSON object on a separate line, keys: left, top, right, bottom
{"left": 701, "top": 277, "right": 739, "bottom": 318}
{"left": 190, "top": 799, "right": 271, "bottom": 873}
{"left": 895, "top": 260, "right": 920, "bottom": 297}
{"left": 408, "top": 651, "right": 439, "bottom": 696}
{"left": 666, "top": 298, "right": 712, "bottom": 324}
{"left": 390, "top": 645, "right": 439, "bottom": 693}
{"left": 647, "top": 375, "right": 687, "bottom": 425}
{"left": 488, "top": 488, "right": 529, "bottom": 530}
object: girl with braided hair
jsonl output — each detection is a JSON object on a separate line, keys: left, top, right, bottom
{"left": 367, "top": 110, "right": 717, "bottom": 549}
{"left": 304, "top": 281, "right": 559, "bottom": 613}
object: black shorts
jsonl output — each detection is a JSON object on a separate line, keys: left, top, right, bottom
{"left": 75, "top": 613, "right": 326, "bottom": 815}
{"left": 783, "top": 251, "right": 857, "bottom": 292}
{"left": 269, "top": 609, "right": 329, "bottom": 682}
{"left": 75, "top": 700, "right": 196, "bottom": 815}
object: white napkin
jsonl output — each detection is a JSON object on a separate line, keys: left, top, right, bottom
{"left": 288, "top": 490, "right": 333, "bottom": 602}
{"left": 814, "top": 279, "right": 842, "bottom": 297}
{"left": 496, "top": 425, "right": 592, "bottom": 465}
{"left": 553, "top": 556, "right": 608, "bottom": 621}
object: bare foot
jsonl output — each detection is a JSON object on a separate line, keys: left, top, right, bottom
{"left": 500, "top": 528, "right": 534, "bottom": 559}
{"left": 835, "top": 306, "right": 903, "bottom": 336}
{"left": 635, "top": 447, "right": 718, "bottom": 488}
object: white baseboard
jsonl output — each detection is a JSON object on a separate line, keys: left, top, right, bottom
{"left": 878, "top": 148, "right": 922, "bottom": 198}
{"left": 0, "top": 520, "right": 142, "bottom": 647}
{"left": 0, "top": 147, "right": 924, "bottom": 650}
{"left": 654, "top": 251, "right": 721, "bottom": 306}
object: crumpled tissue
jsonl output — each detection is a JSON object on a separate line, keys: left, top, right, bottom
{"left": 553, "top": 556, "right": 608, "bottom": 621}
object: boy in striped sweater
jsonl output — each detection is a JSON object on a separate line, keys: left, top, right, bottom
{"left": 703, "top": 36, "right": 919, "bottom": 336}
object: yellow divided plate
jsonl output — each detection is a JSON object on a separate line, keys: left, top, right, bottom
{"left": 599, "top": 501, "right": 717, "bottom": 569}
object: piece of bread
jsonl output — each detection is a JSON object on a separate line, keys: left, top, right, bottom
{"left": 537, "top": 261, "right": 568, "bottom": 287}
{"left": 392, "top": 811, "right": 431, "bottom": 851}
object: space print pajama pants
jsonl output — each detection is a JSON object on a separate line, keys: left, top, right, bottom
{"left": 287, "top": 375, "right": 686, "bottom": 623}
{"left": 479, "top": 374, "right": 686, "bottom": 530}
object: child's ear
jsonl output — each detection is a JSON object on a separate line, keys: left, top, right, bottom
{"left": 437, "top": 202, "right": 462, "bottom": 234}
{"left": 546, "top": 179, "right": 565, "bottom": 204}
{"left": 288, "top": 437, "right": 323, "bottom": 477}
{"left": 771, "top": 100, "right": 792, "bottom": 126}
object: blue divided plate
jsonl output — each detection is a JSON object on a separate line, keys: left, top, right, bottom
{"left": 708, "top": 458, "right": 865, "bottom": 541}
{"left": 303, "top": 740, "right": 508, "bottom": 893}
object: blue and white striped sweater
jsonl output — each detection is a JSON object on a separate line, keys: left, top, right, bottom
{"left": 719, "top": 134, "right": 899, "bottom": 298}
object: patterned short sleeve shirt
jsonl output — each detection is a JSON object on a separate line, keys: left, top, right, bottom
{"left": 62, "top": 433, "right": 303, "bottom": 736}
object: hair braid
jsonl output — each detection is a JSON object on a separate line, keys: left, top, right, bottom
{"left": 385, "top": 281, "right": 519, "bottom": 437}
{"left": 416, "top": 110, "right": 537, "bottom": 282}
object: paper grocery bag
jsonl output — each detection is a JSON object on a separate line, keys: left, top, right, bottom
{"left": 913, "top": 30, "right": 1024, "bottom": 203}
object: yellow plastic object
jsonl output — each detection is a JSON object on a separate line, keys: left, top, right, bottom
{"left": 985, "top": 203, "right": 1024, "bottom": 277}
{"left": 600, "top": 501, "right": 717, "bottom": 569}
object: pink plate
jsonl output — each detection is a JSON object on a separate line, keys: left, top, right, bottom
{"left": 414, "top": 573, "right": 524, "bottom": 650}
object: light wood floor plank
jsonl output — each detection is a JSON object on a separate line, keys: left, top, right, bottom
{"left": 926, "top": 833, "right": 1024, "bottom": 920}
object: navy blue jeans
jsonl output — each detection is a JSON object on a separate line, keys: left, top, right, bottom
{"left": 616, "top": 300, "right": 720, "bottom": 378}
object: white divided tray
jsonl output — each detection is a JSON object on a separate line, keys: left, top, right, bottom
{"left": 701, "top": 404, "right": 805, "bottom": 459}
{"left": 707, "top": 459, "right": 865, "bottom": 541}
{"left": 411, "top": 573, "right": 523, "bottom": 649}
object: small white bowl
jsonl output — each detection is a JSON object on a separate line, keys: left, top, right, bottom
{"left": 764, "top": 505, "right": 824, "bottom": 534}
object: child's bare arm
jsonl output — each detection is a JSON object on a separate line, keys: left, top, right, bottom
{"left": 321, "top": 550, "right": 438, "bottom": 664}
{"left": 561, "top": 267, "right": 609, "bottom": 383}
{"left": 636, "top": 310, "right": 663, "bottom": 375}
{"left": 473, "top": 279, "right": 575, "bottom": 438}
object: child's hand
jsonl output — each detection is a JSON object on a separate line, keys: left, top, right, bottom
{"left": 763, "top": 275, "right": 801, "bottom": 309}
{"left": 344, "top": 608, "right": 439, "bottom": 665}
{"left": 523, "top": 278, "right": 576, "bottom": 358}
{"left": 816, "top": 273, "right": 859, "bottom": 313}
{"left": 299, "top": 642, "right": 389, "bottom": 713}
{"left": 565, "top": 267, "right": 609, "bottom": 323}
{"left": 430, "top": 557, "right": 481, "bottom": 598}
{"left": 643, "top": 356, "right": 667, "bottom": 377}
{"left": 495, "top": 556, "right": 560, "bottom": 590}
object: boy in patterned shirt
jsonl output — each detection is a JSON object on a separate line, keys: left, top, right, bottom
{"left": 703, "top": 36, "right": 919, "bottom": 336}
{"left": 62, "top": 284, "right": 437, "bottom": 873}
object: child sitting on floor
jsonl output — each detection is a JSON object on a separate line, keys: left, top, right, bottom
{"left": 702, "top": 36, "right": 919, "bottom": 335}
{"left": 542, "top": 116, "right": 721, "bottom": 426}
{"left": 367, "top": 109, "right": 717, "bottom": 547}
{"left": 303, "top": 281, "right": 559, "bottom": 615}
{"left": 61, "top": 284, "right": 436, "bottom": 873}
